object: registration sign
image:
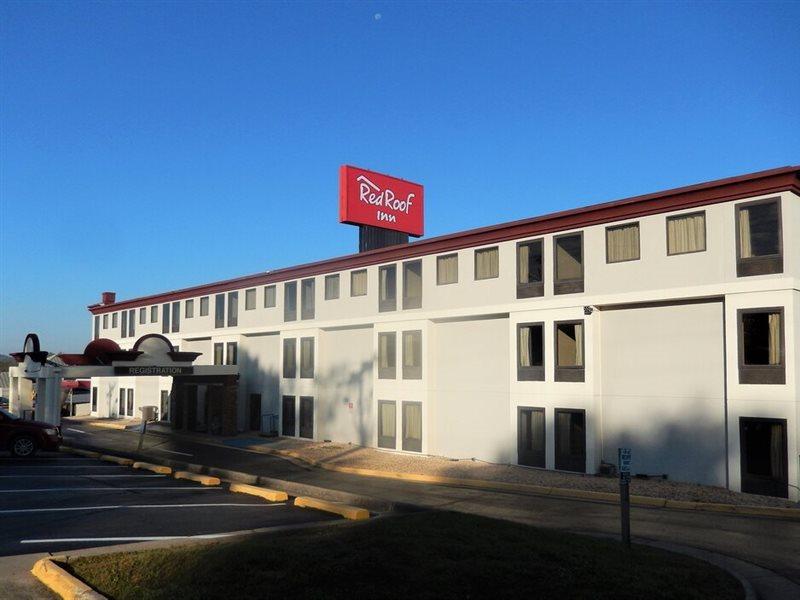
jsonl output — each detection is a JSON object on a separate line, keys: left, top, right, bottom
{"left": 618, "top": 447, "right": 632, "bottom": 480}
{"left": 114, "top": 366, "right": 194, "bottom": 376}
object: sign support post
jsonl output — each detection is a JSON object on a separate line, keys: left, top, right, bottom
{"left": 618, "top": 447, "right": 632, "bottom": 549}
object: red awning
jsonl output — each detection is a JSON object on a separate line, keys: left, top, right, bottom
{"left": 61, "top": 380, "right": 91, "bottom": 390}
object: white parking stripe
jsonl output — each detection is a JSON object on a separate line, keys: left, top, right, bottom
{"left": 1, "top": 503, "right": 286, "bottom": 514}
{"left": 65, "top": 428, "right": 88, "bottom": 434}
{"left": 1, "top": 465, "right": 127, "bottom": 469}
{"left": 22, "top": 532, "right": 240, "bottom": 544}
{"left": 156, "top": 449, "right": 193, "bottom": 457}
{"left": 0, "top": 487, "right": 219, "bottom": 493}
{"left": 0, "top": 474, "right": 166, "bottom": 479}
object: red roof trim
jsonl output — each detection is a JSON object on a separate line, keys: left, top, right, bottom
{"left": 89, "top": 166, "right": 800, "bottom": 315}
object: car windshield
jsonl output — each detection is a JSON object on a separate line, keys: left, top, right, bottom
{"left": 0, "top": 408, "right": 19, "bottom": 421}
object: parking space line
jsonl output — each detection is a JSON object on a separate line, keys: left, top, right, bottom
{"left": 0, "top": 474, "right": 166, "bottom": 479}
{"left": 1, "top": 503, "right": 286, "bottom": 514}
{"left": 0, "top": 465, "right": 129, "bottom": 469}
{"left": 21, "top": 532, "right": 241, "bottom": 544}
{"left": 0, "top": 487, "right": 219, "bottom": 493}
{"left": 65, "top": 428, "right": 88, "bottom": 434}
{"left": 156, "top": 449, "right": 193, "bottom": 457}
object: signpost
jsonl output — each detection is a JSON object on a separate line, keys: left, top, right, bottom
{"left": 618, "top": 447, "right": 632, "bottom": 548}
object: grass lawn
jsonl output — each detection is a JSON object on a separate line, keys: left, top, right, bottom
{"left": 68, "top": 511, "right": 743, "bottom": 600}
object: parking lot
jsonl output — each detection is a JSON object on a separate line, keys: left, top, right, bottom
{"left": 0, "top": 452, "right": 338, "bottom": 557}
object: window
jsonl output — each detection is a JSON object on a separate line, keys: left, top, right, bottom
{"left": 554, "top": 409, "right": 586, "bottom": 472}
{"left": 127, "top": 389, "right": 135, "bottom": 417}
{"left": 121, "top": 311, "right": 128, "bottom": 338}
{"left": 91, "top": 387, "right": 98, "bottom": 413}
{"left": 112, "top": 312, "right": 118, "bottom": 328}
{"left": 226, "top": 342, "right": 238, "bottom": 365}
{"left": 213, "top": 343, "right": 224, "bottom": 365}
{"left": 185, "top": 299, "right": 194, "bottom": 319}
{"left": 284, "top": 282, "right": 297, "bottom": 321}
{"left": 171, "top": 302, "right": 180, "bottom": 333}
{"left": 739, "top": 417, "right": 788, "bottom": 498}
{"left": 264, "top": 285, "right": 276, "bottom": 308}
{"left": 736, "top": 198, "right": 782, "bottom": 276}
{"left": 606, "top": 222, "right": 640, "bottom": 263}
{"left": 517, "top": 323, "right": 544, "bottom": 381}
{"left": 150, "top": 306, "right": 158, "bottom": 323}
{"left": 283, "top": 338, "right": 297, "bottom": 378}
{"left": 667, "top": 211, "right": 706, "bottom": 255}
{"left": 128, "top": 309, "right": 135, "bottom": 338}
{"left": 103, "top": 314, "right": 108, "bottom": 329}
{"left": 245, "top": 288, "right": 256, "bottom": 310}
{"left": 215, "top": 294, "right": 225, "bottom": 328}
{"left": 200, "top": 296, "right": 209, "bottom": 316}
{"left": 301, "top": 278, "right": 315, "bottom": 320}
{"left": 139, "top": 307, "right": 146, "bottom": 324}
{"left": 227, "top": 292, "right": 238, "bottom": 327}
{"left": 378, "top": 400, "right": 397, "bottom": 449}
{"left": 282, "top": 396, "right": 296, "bottom": 436}
{"left": 554, "top": 233, "right": 584, "bottom": 294}
{"left": 93, "top": 316, "right": 100, "bottom": 340}
{"left": 402, "top": 330, "right": 422, "bottom": 380}
{"left": 299, "top": 397, "right": 314, "bottom": 439}
{"left": 379, "top": 265, "right": 397, "bottom": 312}
{"left": 324, "top": 274, "right": 340, "bottom": 300}
{"left": 351, "top": 269, "right": 368, "bottom": 296}
{"left": 300, "top": 337, "right": 314, "bottom": 378}
{"left": 474, "top": 247, "right": 499, "bottom": 280}
{"left": 518, "top": 407, "right": 545, "bottom": 468}
{"left": 160, "top": 390, "right": 170, "bottom": 422}
{"left": 517, "top": 240, "right": 543, "bottom": 298}
{"left": 118, "top": 388, "right": 125, "bottom": 416}
{"left": 162, "top": 304, "right": 170, "bottom": 334}
{"left": 436, "top": 253, "right": 458, "bottom": 285}
{"left": 555, "top": 320, "right": 584, "bottom": 382}
{"left": 378, "top": 332, "right": 396, "bottom": 379}
{"left": 738, "top": 308, "right": 785, "bottom": 384}
{"left": 402, "top": 401, "right": 422, "bottom": 452}
{"left": 402, "top": 260, "right": 422, "bottom": 309}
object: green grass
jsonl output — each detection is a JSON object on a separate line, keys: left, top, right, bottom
{"left": 68, "top": 511, "right": 743, "bottom": 600}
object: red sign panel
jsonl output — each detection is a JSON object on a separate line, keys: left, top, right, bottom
{"left": 339, "top": 165, "right": 424, "bottom": 237}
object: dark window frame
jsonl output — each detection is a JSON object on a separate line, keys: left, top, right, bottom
{"left": 737, "top": 307, "right": 785, "bottom": 384}
{"left": 112, "top": 312, "right": 118, "bottom": 328}
{"left": 128, "top": 309, "right": 135, "bottom": 338}
{"left": 516, "top": 239, "right": 544, "bottom": 298}
{"left": 402, "top": 401, "right": 423, "bottom": 452}
{"left": 185, "top": 299, "right": 194, "bottom": 319}
{"left": 226, "top": 342, "right": 238, "bottom": 365}
{"left": 378, "top": 265, "right": 397, "bottom": 312}
{"left": 213, "top": 343, "right": 224, "bottom": 365}
{"left": 284, "top": 281, "right": 297, "bottom": 322}
{"left": 436, "top": 253, "right": 459, "bottom": 285}
{"left": 735, "top": 197, "right": 783, "bottom": 277}
{"left": 377, "top": 400, "right": 397, "bottom": 449}
{"left": 281, "top": 395, "right": 296, "bottom": 437}
{"left": 102, "top": 314, "right": 108, "bottom": 329}
{"left": 324, "top": 274, "right": 340, "bottom": 300}
{"left": 300, "top": 337, "right": 315, "bottom": 379}
{"left": 150, "top": 306, "right": 158, "bottom": 323}
{"left": 162, "top": 304, "right": 170, "bottom": 334}
{"left": 517, "top": 406, "right": 545, "bottom": 468}
{"left": 517, "top": 322, "right": 545, "bottom": 381}
{"left": 474, "top": 246, "right": 500, "bottom": 281}
{"left": 605, "top": 221, "right": 641, "bottom": 264}
{"left": 139, "top": 307, "right": 147, "bottom": 325}
{"left": 171, "top": 301, "right": 180, "bottom": 333}
{"left": 215, "top": 294, "right": 225, "bottom": 328}
{"left": 739, "top": 417, "right": 788, "bottom": 498}
{"left": 264, "top": 285, "right": 276, "bottom": 308}
{"left": 402, "top": 259, "right": 422, "bottom": 310}
{"left": 91, "top": 387, "right": 98, "bottom": 413}
{"left": 402, "top": 330, "right": 422, "bottom": 380}
{"left": 299, "top": 396, "right": 314, "bottom": 439}
{"left": 199, "top": 296, "right": 209, "bottom": 317}
{"left": 121, "top": 310, "right": 128, "bottom": 338}
{"left": 666, "top": 210, "right": 707, "bottom": 256}
{"left": 350, "top": 269, "right": 368, "bottom": 297}
{"left": 554, "top": 320, "right": 585, "bottom": 382}
{"left": 553, "top": 232, "right": 584, "bottom": 294}
{"left": 245, "top": 288, "right": 256, "bottom": 310}
{"left": 283, "top": 338, "right": 297, "bottom": 379}
{"left": 378, "top": 332, "right": 396, "bottom": 379}
{"left": 301, "top": 278, "right": 315, "bottom": 320}
{"left": 554, "top": 408, "right": 586, "bottom": 473}
{"left": 227, "top": 291, "right": 238, "bottom": 327}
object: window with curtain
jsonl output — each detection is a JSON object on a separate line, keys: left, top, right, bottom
{"left": 227, "top": 292, "right": 238, "bottom": 327}
{"left": 120, "top": 310, "right": 128, "bottom": 338}
{"left": 474, "top": 247, "right": 499, "bottom": 280}
{"left": 378, "top": 401, "right": 396, "bottom": 449}
{"left": 215, "top": 294, "right": 225, "bottom": 328}
{"left": 94, "top": 315, "right": 99, "bottom": 340}
{"left": 402, "top": 402, "right": 422, "bottom": 452}
{"left": 283, "top": 338, "right": 297, "bottom": 378}
{"left": 436, "top": 253, "right": 458, "bottom": 285}
{"left": 264, "top": 285, "right": 276, "bottom": 308}
{"left": 112, "top": 312, "right": 118, "bottom": 328}
{"left": 185, "top": 299, "right": 194, "bottom": 319}
{"left": 162, "top": 304, "right": 170, "bottom": 334}
{"left": 325, "top": 274, "right": 340, "bottom": 300}
{"left": 378, "top": 332, "right": 396, "bottom": 379}
{"left": 555, "top": 321, "right": 585, "bottom": 382}
{"left": 739, "top": 308, "right": 784, "bottom": 384}
{"left": 667, "top": 212, "right": 706, "bottom": 255}
{"left": 301, "top": 278, "right": 315, "bottom": 320}
{"left": 226, "top": 342, "right": 238, "bottom": 365}
{"left": 171, "top": 302, "right": 181, "bottom": 333}
{"left": 517, "top": 323, "right": 544, "bottom": 381}
{"left": 284, "top": 282, "right": 297, "bottom": 322}
{"left": 103, "top": 314, "right": 108, "bottom": 329}
{"left": 128, "top": 309, "right": 135, "bottom": 338}
{"left": 118, "top": 388, "right": 125, "bottom": 416}
{"left": 606, "top": 223, "right": 640, "bottom": 263}
{"left": 351, "top": 269, "right": 368, "bottom": 296}
{"left": 402, "top": 330, "right": 422, "bottom": 379}
{"left": 517, "top": 239, "right": 543, "bottom": 298}
{"left": 139, "top": 307, "right": 146, "bottom": 324}
{"left": 150, "top": 306, "right": 158, "bottom": 323}
{"left": 214, "top": 343, "right": 224, "bottom": 365}
{"left": 379, "top": 265, "right": 397, "bottom": 312}
{"left": 554, "top": 233, "right": 584, "bottom": 294}
{"left": 126, "top": 389, "right": 134, "bottom": 417}
{"left": 402, "top": 260, "right": 422, "bottom": 309}
{"left": 245, "top": 288, "right": 256, "bottom": 310}
{"left": 300, "top": 337, "right": 314, "bottom": 378}
{"left": 200, "top": 296, "right": 209, "bottom": 316}
{"left": 736, "top": 199, "right": 782, "bottom": 276}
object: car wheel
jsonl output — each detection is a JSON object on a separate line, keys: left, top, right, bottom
{"left": 11, "top": 435, "right": 37, "bottom": 458}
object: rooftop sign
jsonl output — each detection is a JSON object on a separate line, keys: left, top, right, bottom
{"left": 339, "top": 165, "right": 424, "bottom": 237}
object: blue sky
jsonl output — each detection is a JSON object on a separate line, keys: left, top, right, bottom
{"left": 1, "top": 1, "right": 798, "bottom": 354}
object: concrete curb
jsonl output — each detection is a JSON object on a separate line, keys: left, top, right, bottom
{"left": 229, "top": 483, "right": 288, "bottom": 502}
{"left": 174, "top": 471, "right": 221, "bottom": 486}
{"left": 31, "top": 557, "right": 106, "bottom": 600}
{"left": 97, "top": 454, "right": 133, "bottom": 466}
{"left": 131, "top": 461, "right": 172, "bottom": 475}
{"left": 294, "top": 496, "right": 370, "bottom": 520}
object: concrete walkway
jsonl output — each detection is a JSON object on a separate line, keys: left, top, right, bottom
{"left": 62, "top": 422, "right": 800, "bottom": 599}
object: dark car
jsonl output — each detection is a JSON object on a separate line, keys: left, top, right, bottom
{"left": 0, "top": 408, "right": 62, "bottom": 457}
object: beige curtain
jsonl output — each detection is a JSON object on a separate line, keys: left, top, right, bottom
{"left": 556, "top": 240, "right": 581, "bottom": 280}
{"left": 379, "top": 334, "right": 392, "bottom": 369}
{"left": 574, "top": 323, "right": 584, "bottom": 366}
{"left": 403, "top": 331, "right": 419, "bottom": 367}
{"left": 476, "top": 248, "right": 499, "bottom": 279}
{"left": 607, "top": 224, "right": 640, "bottom": 262}
{"left": 519, "top": 326, "right": 531, "bottom": 367}
{"left": 404, "top": 403, "right": 422, "bottom": 440}
{"left": 351, "top": 270, "right": 367, "bottom": 296}
{"left": 557, "top": 323, "right": 583, "bottom": 367}
{"left": 379, "top": 268, "right": 391, "bottom": 300}
{"left": 301, "top": 338, "right": 313, "bottom": 372}
{"left": 517, "top": 244, "right": 529, "bottom": 283}
{"left": 404, "top": 263, "right": 422, "bottom": 303}
{"left": 768, "top": 313, "right": 781, "bottom": 365}
{"left": 437, "top": 254, "right": 458, "bottom": 284}
{"left": 739, "top": 208, "right": 752, "bottom": 258}
{"left": 264, "top": 286, "right": 276, "bottom": 307}
{"left": 380, "top": 403, "right": 396, "bottom": 438}
{"left": 668, "top": 213, "right": 705, "bottom": 254}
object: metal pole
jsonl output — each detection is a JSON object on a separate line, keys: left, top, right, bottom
{"left": 137, "top": 419, "right": 147, "bottom": 451}
{"left": 620, "top": 477, "right": 631, "bottom": 548}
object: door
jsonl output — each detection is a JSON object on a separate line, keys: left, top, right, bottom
{"left": 282, "top": 396, "right": 296, "bottom": 436}
{"left": 555, "top": 409, "right": 586, "bottom": 472}
{"left": 518, "top": 407, "right": 545, "bottom": 468}
{"left": 740, "top": 418, "right": 788, "bottom": 498}
{"left": 299, "top": 397, "right": 314, "bottom": 439}
{"left": 160, "top": 390, "right": 170, "bottom": 422}
{"left": 249, "top": 394, "right": 261, "bottom": 431}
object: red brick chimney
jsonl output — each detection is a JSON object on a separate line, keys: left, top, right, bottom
{"left": 101, "top": 291, "right": 116, "bottom": 305}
